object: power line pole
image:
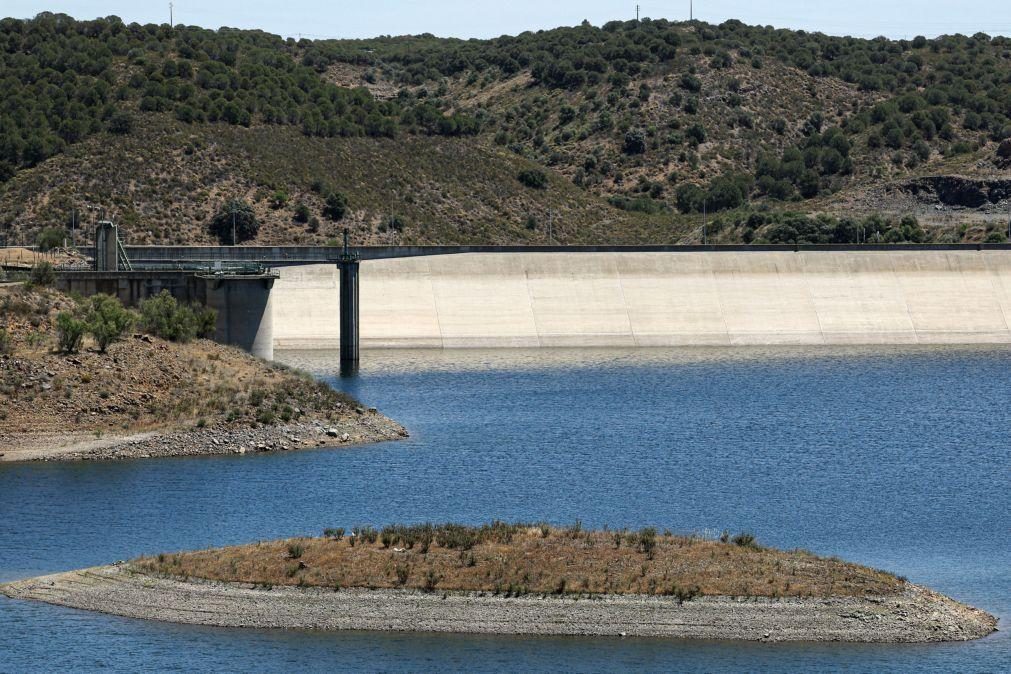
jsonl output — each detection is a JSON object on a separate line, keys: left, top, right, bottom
{"left": 690, "top": 0, "right": 694, "bottom": 21}
{"left": 636, "top": 4, "right": 640, "bottom": 22}
{"left": 169, "top": 2, "right": 174, "bottom": 28}
{"left": 702, "top": 200, "right": 707, "bottom": 245}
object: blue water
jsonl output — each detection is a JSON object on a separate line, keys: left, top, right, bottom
{"left": 1, "top": 346, "right": 1008, "bottom": 672}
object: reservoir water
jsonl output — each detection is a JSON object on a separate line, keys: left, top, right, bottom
{"left": 1, "top": 346, "right": 1008, "bottom": 672}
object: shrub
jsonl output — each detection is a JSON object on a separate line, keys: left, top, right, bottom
{"left": 269, "top": 191, "right": 289, "bottom": 209}
{"left": 517, "top": 169, "right": 548, "bottom": 189}
{"left": 664, "top": 584, "right": 700, "bottom": 605}
{"left": 623, "top": 130, "right": 647, "bottom": 155}
{"left": 36, "top": 227, "right": 68, "bottom": 252}
{"left": 323, "top": 192, "right": 349, "bottom": 220}
{"left": 323, "top": 528, "right": 345, "bottom": 540}
{"left": 732, "top": 532, "right": 760, "bottom": 549}
{"left": 85, "top": 294, "right": 135, "bottom": 353}
{"left": 0, "top": 328, "right": 11, "bottom": 355}
{"left": 56, "top": 311, "right": 86, "bottom": 353}
{"left": 108, "top": 111, "right": 134, "bottom": 134}
{"left": 194, "top": 305, "right": 218, "bottom": 339}
{"left": 29, "top": 261, "right": 56, "bottom": 286}
{"left": 208, "top": 199, "right": 259, "bottom": 244}
{"left": 293, "top": 203, "right": 311, "bottom": 223}
{"left": 287, "top": 543, "right": 304, "bottom": 559}
{"left": 139, "top": 290, "right": 216, "bottom": 342}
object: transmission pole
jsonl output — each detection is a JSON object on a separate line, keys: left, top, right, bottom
{"left": 169, "top": 2, "right": 174, "bottom": 28}
{"left": 690, "top": 0, "right": 694, "bottom": 21}
{"left": 636, "top": 4, "right": 640, "bottom": 22}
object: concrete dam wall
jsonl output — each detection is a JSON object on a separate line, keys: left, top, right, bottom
{"left": 271, "top": 252, "right": 1011, "bottom": 349}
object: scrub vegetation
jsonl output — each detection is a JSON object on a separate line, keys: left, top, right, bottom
{"left": 0, "top": 284, "right": 361, "bottom": 436}
{"left": 2, "top": 13, "right": 1010, "bottom": 245}
{"left": 135, "top": 521, "right": 906, "bottom": 599}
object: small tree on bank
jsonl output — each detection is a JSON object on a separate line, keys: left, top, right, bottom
{"left": 55, "top": 312, "right": 86, "bottom": 353}
{"left": 139, "top": 290, "right": 217, "bottom": 343}
{"left": 209, "top": 199, "right": 259, "bottom": 245}
{"left": 86, "top": 294, "right": 135, "bottom": 352}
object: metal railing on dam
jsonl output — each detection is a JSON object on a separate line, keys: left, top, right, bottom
{"left": 121, "top": 243, "right": 1011, "bottom": 268}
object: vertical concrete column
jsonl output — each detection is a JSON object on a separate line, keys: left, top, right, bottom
{"left": 95, "top": 222, "right": 119, "bottom": 272}
{"left": 202, "top": 276, "right": 276, "bottom": 360}
{"left": 339, "top": 260, "right": 360, "bottom": 373}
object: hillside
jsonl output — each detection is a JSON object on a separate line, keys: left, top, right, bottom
{"left": 1, "top": 13, "right": 1010, "bottom": 246}
{"left": 0, "top": 283, "right": 404, "bottom": 460}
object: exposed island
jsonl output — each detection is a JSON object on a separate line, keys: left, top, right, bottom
{"left": 0, "top": 282, "right": 405, "bottom": 461}
{"left": 2, "top": 523, "right": 997, "bottom": 642}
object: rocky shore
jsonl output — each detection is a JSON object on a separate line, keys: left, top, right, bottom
{"left": 0, "top": 412, "right": 407, "bottom": 462}
{"left": 1, "top": 565, "right": 997, "bottom": 643}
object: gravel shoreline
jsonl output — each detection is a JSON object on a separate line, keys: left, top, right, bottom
{"left": 0, "top": 412, "right": 407, "bottom": 462}
{"left": 1, "top": 565, "right": 997, "bottom": 643}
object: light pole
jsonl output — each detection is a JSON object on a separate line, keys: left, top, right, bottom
{"left": 229, "top": 201, "right": 238, "bottom": 246}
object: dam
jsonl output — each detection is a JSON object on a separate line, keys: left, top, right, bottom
{"left": 270, "top": 250, "right": 1011, "bottom": 350}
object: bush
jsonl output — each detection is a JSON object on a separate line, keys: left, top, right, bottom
{"left": 0, "top": 328, "right": 11, "bottom": 356}
{"left": 323, "top": 527, "right": 345, "bottom": 540}
{"left": 731, "top": 532, "right": 760, "bottom": 549}
{"left": 36, "top": 227, "right": 68, "bottom": 252}
{"left": 209, "top": 199, "right": 259, "bottom": 244}
{"left": 287, "top": 543, "right": 304, "bottom": 559}
{"left": 293, "top": 203, "right": 311, "bottom": 223}
{"left": 29, "top": 261, "right": 56, "bottom": 286}
{"left": 56, "top": 311, "right": 86, "bottom": 353}
{"left": 269, "top": 191, "right": 289, "bottom": 209}
{"left": 85, "top": 294, "right": 135, "bottom": 353}
{"left": 323, "top": 192, "right": 349, "bottom": 220}
{"left": 622, "top": 130, "right": 647, "bottom": 155}
{"left": 108, "top": 111, "right": 134, "bottom": 134}
{"left": 139, "top": 290, "right": 216, "bottom": 342}
{"left": 517, "top": 169, "right": 548, "bottom": 189}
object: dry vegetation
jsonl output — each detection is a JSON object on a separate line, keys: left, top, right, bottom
{"left": 0, "top": 116, "right": 676, "bottom": 248}
{"left": 134, "top": 522, "right": 905, "bottom": 599}
{"left": 0, "top": 283, "right": 361, "bottom": 438}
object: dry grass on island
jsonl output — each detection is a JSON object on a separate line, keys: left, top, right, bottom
{"left": 0, "top": 280, "right": 405, "bottom": 460}
{"left": 135, "top": 521, "right": 904, "bottom": 599}
{"left": 10, "top": 521, "right": 991, "bottom": 642}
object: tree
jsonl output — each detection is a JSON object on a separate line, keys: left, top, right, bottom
{"left": 623, "top": 130, "right": 647, "bottom": 155}
{"left": 29, "top": 261, "right": 55, "bottom": 286}
{"left": 108, "top": 111, "right": 133, "bottom": 135}
{"left": 36, "top": 227, "right": 68, "bottom": 252}
{"left": 517, "top": 169, "right": 548, "bottom": 189}
{"left": 323, "top": 192, "right": 349, "bottom": 221}
{"left": 675, "top": 183, "right": 706, "bottom": 213}
{"left": 85, "top": 294, "right": 135, "bottom": 353}
{"left": 293, "top": 202, "right": 311, "bottom": 223}
{"left": 209, "top": 199, "right": 259, "bottom": 244}
{"left": 138, "top": 290, "right": 216, "bottom": 342}
{"left": 56, "top": 312, "right": 86, "bottom": 353}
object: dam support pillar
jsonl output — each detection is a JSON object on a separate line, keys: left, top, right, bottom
{"left": 199, "top": 272, "right": 278, "bottom": 360}
{"left": 338, "top": 229, "right": 360, "bottom": 375}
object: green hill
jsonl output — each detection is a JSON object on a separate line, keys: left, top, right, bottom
{"left": 2, "top": 13, "right": 1010, "bottom": 246}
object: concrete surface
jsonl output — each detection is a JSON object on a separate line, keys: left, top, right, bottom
{"left": 271, "top": 252, "right": 1011, "bottom": 349}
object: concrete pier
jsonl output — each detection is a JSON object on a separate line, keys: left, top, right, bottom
{"left": 199, "top": 274, "right": 277, "bottom": 360}
{"left": 339, "top": 260, "right": 360, "bottom": 373}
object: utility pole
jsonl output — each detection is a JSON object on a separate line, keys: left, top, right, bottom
{"left": 690, "top": 0, "right": 693, "bottom": 21}
{"left": 169, "top": 2, "right": 174, "bottom": 28}
{"left": 548, "top": 209, "right": 554, "bottom": 243}
{"left": 636, "top": 4, "right": 640, "bottom": 22}
{"left": 71, "top": 208, "right": 76, "bottom": 248}
{"left": 702, "top": 200, "right": 707, "bottom": 245}
{"left": 231, "top": 202, "right": 237, "bottom": 246}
